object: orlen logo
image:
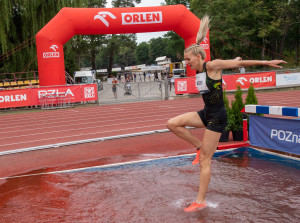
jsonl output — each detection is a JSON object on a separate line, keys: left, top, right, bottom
{"left": 38, "top": 89, "right": 74, "bottom": 98}
{"left": 50, "top": 45, "right": 58, "bottom": 51}
{"left": 94, "top": 11, "right": 116, "bottom": 27}
{"left": 177, "top": 81, "right": 187, "bottom": 92}
{"left": 236, "top": 77, "right": 248, "bottom": 85}
{"left": 200, "top": 37, "right": 209, "bottom": 49}
{"left": 43, "top": 45, "right": 60, "bottom": 58}
{"left": 122, "top": 11, "right": 162, "bottom": 25}
{"left": 84, "top": 87, "right": 95, "bottom": 99}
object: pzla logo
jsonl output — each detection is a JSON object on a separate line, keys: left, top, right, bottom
{"left": 84, "top": 87, "right": 95, "bottom": 99}
{"left": 43, "top": 45, "right": 60, "bottom": 58}
{"left": 38, "top": 89, "right": 74, "bottom": 98}
{"left": 94, "top": 11, "right": 116, "bottom": 27}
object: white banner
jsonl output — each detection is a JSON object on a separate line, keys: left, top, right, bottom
{"left": 276, "top": 73, "right": 300, "bottom": 86}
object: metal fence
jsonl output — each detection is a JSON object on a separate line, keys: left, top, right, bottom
{"left": 98, "top": 80, "right": 176, "bottom": 104}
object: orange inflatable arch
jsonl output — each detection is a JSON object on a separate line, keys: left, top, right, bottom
{"left": 36, "top": 4, "right": 210, "bottom": 86}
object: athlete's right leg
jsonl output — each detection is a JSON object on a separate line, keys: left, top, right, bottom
{"left": 167, "top": 112, "right": 205, "bottom": 148}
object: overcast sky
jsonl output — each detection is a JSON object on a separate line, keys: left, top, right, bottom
{"left": 106, "top": 0, "right": 168, "bottom": 43}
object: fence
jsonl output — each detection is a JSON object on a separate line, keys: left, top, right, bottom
{"left": 40, "top": 92, "right": 71, "bottom": 110}
{"left": 98, "top": 80, "right": 172, "bottom": 104}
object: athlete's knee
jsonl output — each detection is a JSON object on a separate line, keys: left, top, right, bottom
{"left": 199, "top": 150, "right": 212, "bottom": 168}
{"left": 167, "top": 118, "right": 177, "bottom": 131}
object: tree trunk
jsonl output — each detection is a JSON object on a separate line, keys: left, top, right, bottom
{"left": 91, "top": 36, "right": 96, "bottom": 71}
{"left": 296, "top": 26, "right": 300, "bottom": 63}
{"left": 261, "top": 39, "right": 265, "bottom": 60}
{"left": 108, "top": 44, "right": 114, "bottom": 77}
{"left": 279, "top": 33, "right": 287, "bottom": 59}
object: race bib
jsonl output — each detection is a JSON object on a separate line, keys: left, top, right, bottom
{"left": 196, "top": 72, "right": 210, "bottom": 94}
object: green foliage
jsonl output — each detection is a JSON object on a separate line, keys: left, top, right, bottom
{"left": 1, "top": 0, "right": 299, "bottom": 82}
{"left": 163, "top": 0, "right": 190, "bottom": 8}
{"left": 190, "top": 0, "right": 300, "bottom": 64}
{"left": 245, "top": 83, "right": 258, "bottom": 105}
{"left": 245, "top": 83, "right": 263, "bottom": 119}
{"left": 163, "top": 32, "right": 185, "bottom": 61}
{"left": 112, "top": 0, "right": 141, "bottom": 7}
{"left": 0, "top": 0, "right": 90, "bottom": 79}
{"left": 135, "top": 42, "right": 150, "bottom": 65}
{"left": 149, "top": 37, "right": 168, "bottom": 63}
{"left": 223, "top": 89, "right": 232, "bottom": 131}
{"left": 231, "top": 86, "right": 244, "bottom": 131}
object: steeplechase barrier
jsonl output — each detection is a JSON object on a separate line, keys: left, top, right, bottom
{"left": 242, "top": 105, "right": 300, "bottom": 155}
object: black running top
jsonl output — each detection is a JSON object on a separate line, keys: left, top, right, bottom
{"left": 201, "top": 62, "right": 225, "bottom": 112}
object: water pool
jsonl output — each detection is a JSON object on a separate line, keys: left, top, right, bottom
{"left": 0, "top": 147, "right": 299, "bottom": 222}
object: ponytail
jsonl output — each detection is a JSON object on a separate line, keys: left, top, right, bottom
{"left": 185, "top": 15, "right": 210, "bottom": 59}
{"left": 196, "top": 15, "right": 210, "bottom": 44}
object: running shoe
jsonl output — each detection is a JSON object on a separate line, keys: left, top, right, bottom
{"left": 184, "top": 201, "right": 207, "bottom": 212}
{"left": 192, "top": 148, "right": 200, "bottom": 165}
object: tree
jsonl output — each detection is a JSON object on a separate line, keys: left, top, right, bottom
{"left": 231, "top": 86, "right": 244, "bottom": 131}
{"left": 149, "top": 37, "right": 168, "bottom": 63}
{"left": 101, "top": 0, "right": 141, "bottom": 75}
{"left": 0, "top": 0, "right": 89, "bottom": 79}
{"left": 190, "top": 0, "right": 299, "bottom": 65}
{"left": 135, "top": 42, "right": 150, "bottom": 65}
{"left": 163, "top": 0, "right": 190, "bottom": 8}
{"left": 163, "top": 32, "right": 185, "bottom": 61}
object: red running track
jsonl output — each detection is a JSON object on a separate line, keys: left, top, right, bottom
{"left": 0, "top": 90, "right": 299, "bottom": 178}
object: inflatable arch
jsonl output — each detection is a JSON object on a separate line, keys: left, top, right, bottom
{"left": 36, "top": 4, "right": 210, "bottom": 86}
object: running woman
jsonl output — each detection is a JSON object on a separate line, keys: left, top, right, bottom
{"left": 166, "top": 15, "right": 286, "bottom": 212}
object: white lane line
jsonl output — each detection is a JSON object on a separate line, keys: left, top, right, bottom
{"left": 0, "top": 153, "right": 195, "bottom": 180}
{"left": 0, "top": 118, "right": 168, "bottom": 140}
{"left": 0, "top": 148, "right": 238, "bottom": 180}
{"left": 0, "top": 124, "right": 166, "bottom": 148}
{"left": 0, "top": 106, "right": 196, "bottom": 131}
{"left": 0, "top": 110, "right": 184, "bottom": 134}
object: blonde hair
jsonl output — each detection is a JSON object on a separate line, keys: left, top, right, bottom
{"left": 184, "top": 15, "right": 210, "bottom": 59}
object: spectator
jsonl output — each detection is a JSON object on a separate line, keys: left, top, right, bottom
{"left": 112, "top": 77, "right": 118, "bottom": 98}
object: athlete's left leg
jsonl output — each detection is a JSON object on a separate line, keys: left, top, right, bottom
{"left": 196, "top": 129, "right": 221, "bottom": 203}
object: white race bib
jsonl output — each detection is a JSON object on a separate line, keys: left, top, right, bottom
{"left": 196, "top": 72, "right": 210, "bottom": 94}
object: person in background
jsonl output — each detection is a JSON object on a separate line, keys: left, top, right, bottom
{"left": 112, "top": 77, "right": 118, "bottom": 98}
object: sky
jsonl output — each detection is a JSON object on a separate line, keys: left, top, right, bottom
{"left": 106, "top": 0, "right": 168, "bottom": 43}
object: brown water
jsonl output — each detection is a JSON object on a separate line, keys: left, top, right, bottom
{"left": 0, "top": 148, "right": 299, "bottom": 223}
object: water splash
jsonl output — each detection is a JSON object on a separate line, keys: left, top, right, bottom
{"left": 172, "top": 198, "right": 186, "bottom": 208}
{"left": 207, "top": 201, "right": 218, "bottom": 208}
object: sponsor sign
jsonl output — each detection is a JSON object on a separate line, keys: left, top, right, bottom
{"left": 82, "top": 85, "right": 97, "bottom": 101}
{"left": 0, "top": 84, "right": 97, "bottom": 109}
{"left": 94, "top": 11, "right": 116, "bottom": 27}
{"left": 249, "top": 115, "right": 300, "bottom": 155}
{"left": 175, "top": 78, "right": 198, "bottom": 94}
{"left": 177, "top": 80, "right": 187, "bottom": 92}
{"left": 0, "top": 89, "right": 31, "bottom": 108}
{"left": 223, "top": 72, "right": 276, "bottom": 90}
{"left": 276, "top": 73, "right": 300, "bottom": 86}
{"left": 43, "top": 52, "right": 60, "bottom": 58}
{"left": 122, "top": 11, "right": 162, "bottom": 25}
{"left": 30, "top": 85, "right": 82, "bottom": 105}
{"left": 43, "top": 45, "right": 60, "bottom": 59}
{"left": 175, "top": 72, "right": 276, "bottom": 95}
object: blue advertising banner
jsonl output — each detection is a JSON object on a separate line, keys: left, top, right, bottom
{"left": 249, "top": 116, "right": 300, "bottom": 155}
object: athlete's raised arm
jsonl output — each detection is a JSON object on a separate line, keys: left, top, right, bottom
{"left": 207, "top": 59, "right": 287, "bottom": 71}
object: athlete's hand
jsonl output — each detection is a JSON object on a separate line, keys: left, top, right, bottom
{"left": 266, "top": 60, "right": 287, "bottom": 68}
{"left": 234, "top": 57, "right": 242, "bottom": 61}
